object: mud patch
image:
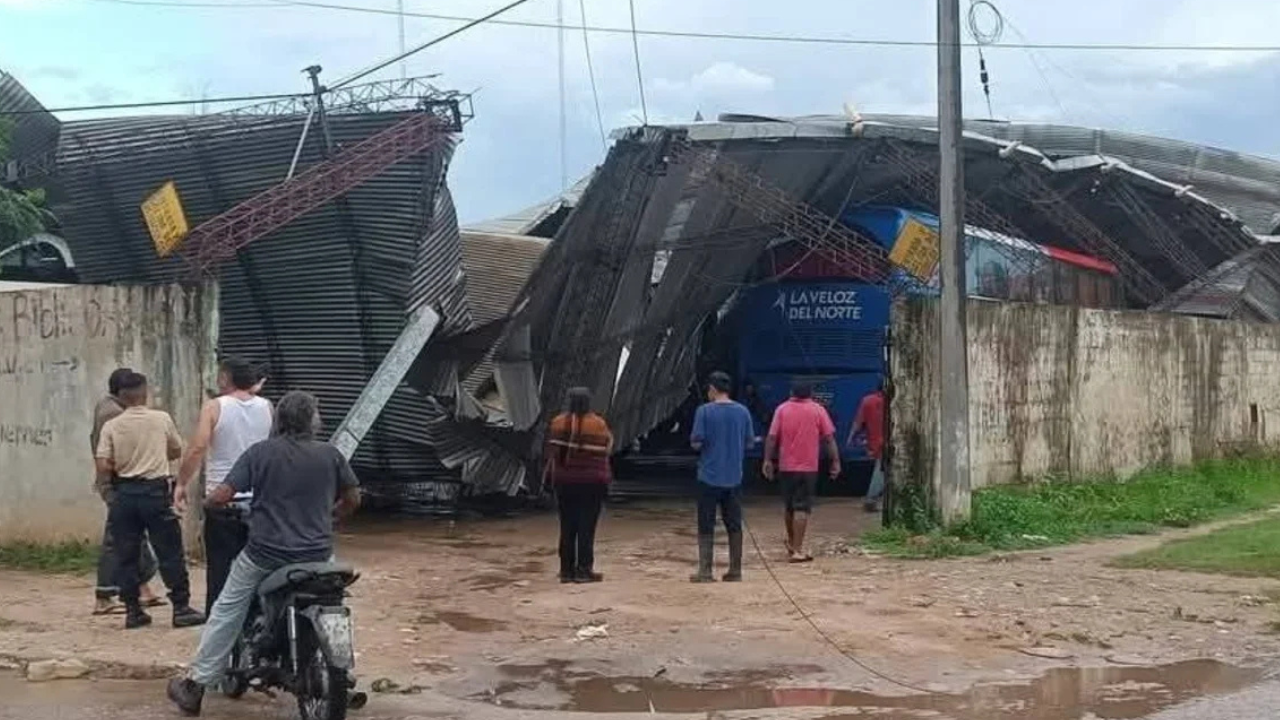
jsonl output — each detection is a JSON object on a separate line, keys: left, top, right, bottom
{"left": 468, "top": 560, "right": 545, "bottom": 591}
{"left": 419, "top": 611, "right": 509, "bottom": 633}
{"left": 481, "top": 659, "right": 1259, "bottom": 718}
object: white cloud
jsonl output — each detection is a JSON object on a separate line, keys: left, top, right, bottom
{"left": 688, "top": 62, "right": 776, "bottom": 95}
{"left": 654, "top": 61, "right": 776, "bottom": 97}
{"left": 4, "top": 0, "right": 1280, "bottom": 222}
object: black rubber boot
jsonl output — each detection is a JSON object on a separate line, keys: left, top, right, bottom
{"left": 723, "top": 532, "right": 743, "bottom": 582}
{"left": 124, "top": 604, "right": 152, "bottom": 630}
{"left": 689, "top": 535, "right": 715, "bottom": 583}
{"left": 172, "top": 605, "right": 207, "bottom": 629}
{"left": 574, "top": 569, "right": 604, "bottom": 583}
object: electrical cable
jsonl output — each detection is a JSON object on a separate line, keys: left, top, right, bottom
{"left": 0, "top": 92, "right": 308, "bottom": 116}
{"left": 80, "top": 0, "right": 1280, "bottom": 53}
{"left": 741, "top": 518, "right": 935, "bottom": 694}
{"left": 966, "top": 0, "right": 1002, "bottom": 120}
{"left": 965, "top": 0, "right": 1003, "bottom": 45}
{"left": 329, "top": 0, "right": 540, "bottom": 90}
{"left": 577, "top": 0, "right": 607, "bottom": 152}
{"left": 1004, "top": 17, "right": 1130, "bottom": 129}
{"left": 627, "top": 0, "right": 649, "bottom": 126}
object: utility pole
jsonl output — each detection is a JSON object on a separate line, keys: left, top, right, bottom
{"left": 937, "top": 0, "right": 971, "bottom": 524}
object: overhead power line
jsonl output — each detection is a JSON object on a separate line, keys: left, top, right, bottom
{"left": 627, "top": 0, "right": 648, "bottom": 126}
{"left": 84, "top": 0, "right": 1280, "bottom": 53}
{"left": 0, "top": 92, "right": 308, "bottom": 116}
{"left": 330, "top": 0, "right": 540, "bottom": 89}
{"left": 2, "top": 0, "right": 528, "bottom": 117}
{"left": 577, "top": 0, "right": 607, "bottom": 151}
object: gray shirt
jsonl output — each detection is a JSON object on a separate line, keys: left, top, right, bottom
{"left": 91, "top": 395, "right": 125, "bottom": 495}
{"left": 225, "top": 437, "right": 359, "bottom": 570}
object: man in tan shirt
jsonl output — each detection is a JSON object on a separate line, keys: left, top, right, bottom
{"left": 92, "top": 368, "right": 161, "bottom": 615}
{"left": 95, "top": 371, "right": 205, "bottom": 631}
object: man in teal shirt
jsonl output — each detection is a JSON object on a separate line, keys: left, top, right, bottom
{"left": 689, "top": 371, "right": 755, "bottom": 583}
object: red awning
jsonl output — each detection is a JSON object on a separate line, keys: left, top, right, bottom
{"left": 1041, "top": 244, "right": 1119, "bottom": 275}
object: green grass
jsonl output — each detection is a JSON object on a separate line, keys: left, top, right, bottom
{"left": 1112, "top": 516, "right": 1280, "bottom": 577}
{"left": 0, "top": 541, "right": 99, "bottom": 574}
{"left": 864, "top": 458, "right": 1280, "bottom": 558}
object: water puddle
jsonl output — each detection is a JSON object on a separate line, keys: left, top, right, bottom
{"left": 482, "top": 659, "right": 1260, "bottom": 718}
{"left": 419, "top": 610, "right": 509, "bottom": 633}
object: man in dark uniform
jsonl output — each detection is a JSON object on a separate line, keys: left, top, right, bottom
{"left": 95, "top": 371, "right": 206, "bottom": 630}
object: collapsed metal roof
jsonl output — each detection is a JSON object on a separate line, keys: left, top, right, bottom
{"left": 0, "top": 72, "right": 59, "bottom": 176}
{"left": 1, "top": 72, "right": 497, "bottom": 503}
{"left": 1153, "top": 240, "right": 1280, "bottom": 321}
{"left": 456, "top": 230, "right": 548, "bottom": 396}
{"left": 837, "top": 114, "right": 1280, "bottom": 236}
{"left": 447, "top": 116, "right": 1270, "bottom": 494}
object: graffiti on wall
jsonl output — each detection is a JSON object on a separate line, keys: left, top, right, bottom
{"left": 0, "top": 290, "right": 128, "bottom": 343}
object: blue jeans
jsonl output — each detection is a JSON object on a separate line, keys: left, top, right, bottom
{"left": 866, "top": 460, "right": 885, "bottom": 503}
{"left": 696, "top": 483, "right": 743, "bottom": 536}
{"left": 189, "top": 552, "right": 270, "bottom": 686}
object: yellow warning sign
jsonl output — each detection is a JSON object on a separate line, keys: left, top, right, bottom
{"left": 889, "top": 217, "right": 941, "bottom": 280}
{"left": 141, "top": 181, "right": 190, "bottom": 258}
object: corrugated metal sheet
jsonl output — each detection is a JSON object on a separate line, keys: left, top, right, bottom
{"left": 455, "top": 230, "right": 548, "bottom": 396}
{"left": 462, "top": 174, "right": 593, "bottom": 236}
{"left": 1156, "top": 245, "right": 1280, "bottom": 321}
{"left": 743, "top": 113, "right": 1280, "bottom": 236}
{"left": 458, "top": 231, "right": 549, "bottom": 325}
{"left": 48, "top": 110, "right": 471, "bottom": 493}
{"left": 0, "top": 72, "right": 60, "bottom": 173}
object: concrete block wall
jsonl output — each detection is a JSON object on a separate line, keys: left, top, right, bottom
{"left": 890, "top": 297, "right": 1280, "bottom": 495}
{"left": 0, "top": 283, "right": 217, "bottom": 543}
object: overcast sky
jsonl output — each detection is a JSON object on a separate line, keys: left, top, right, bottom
{"left": 2, "top": 0, "right": 1278, "bottom": 223}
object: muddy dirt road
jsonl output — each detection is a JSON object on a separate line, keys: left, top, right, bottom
{"left": 1, "top": 664, "right": 1275, "bottom": 720}
{"left": 2, "top": 498, "right": 1279, "bottom": 718}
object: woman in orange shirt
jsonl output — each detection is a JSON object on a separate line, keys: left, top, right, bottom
{"left": 545, "top": 388, "right": 613, "bottom": 583}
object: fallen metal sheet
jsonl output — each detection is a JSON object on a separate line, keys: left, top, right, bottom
{"left": 331, "top": 305, "right": 442, "bottom": 460}
{"left": 42, "top": 109, "right": 472, "bottom": 494}
{"left": 0, "top": 72, "right": 59, "bottom": 179}
{"left": 1155, "top": 244, "right": 1280, "bottom": 321}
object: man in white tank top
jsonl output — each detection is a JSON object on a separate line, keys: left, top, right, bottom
{"left": 176, "top": 357, "right": 273, "bottom": 614}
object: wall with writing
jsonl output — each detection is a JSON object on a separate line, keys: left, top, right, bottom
{"left": 0, "top": 283, "right": 217, "bottom": 542}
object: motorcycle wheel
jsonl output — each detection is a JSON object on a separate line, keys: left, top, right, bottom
{"left": 296, "top": 629, "right": 348, "bottom": 720}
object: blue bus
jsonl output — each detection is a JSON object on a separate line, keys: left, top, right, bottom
{"left": 728, "top": 205, "right": 1120, "bottom": 468}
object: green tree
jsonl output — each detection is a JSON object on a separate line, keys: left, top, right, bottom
{"left": 0, "top": 118, "right": 54, "bottom": 249}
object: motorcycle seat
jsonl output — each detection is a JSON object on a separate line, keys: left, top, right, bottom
{"left": 257, "top": 561, "right": 357, "bottom": 597}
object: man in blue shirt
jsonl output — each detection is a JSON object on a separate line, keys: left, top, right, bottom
{"left": 689, "top": 371, "right": 755, "bottom": 583}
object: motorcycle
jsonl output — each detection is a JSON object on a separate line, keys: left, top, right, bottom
{"left": 219, "top": 501, "right": 367, "bottom": 720}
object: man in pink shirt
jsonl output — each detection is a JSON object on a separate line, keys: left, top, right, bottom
{"left": 763, "top": 382, "right": 841, "bottom": 562}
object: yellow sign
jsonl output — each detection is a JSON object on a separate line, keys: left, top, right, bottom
{"left": 140, "top": 181, "right": 190, "bottom": 258}
{"left": 888, "top": 217, "right": 941, "bottom": 280}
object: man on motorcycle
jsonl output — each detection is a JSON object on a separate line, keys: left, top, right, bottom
{"left": 167, "top": 391, "right": 360, "bottom": 716}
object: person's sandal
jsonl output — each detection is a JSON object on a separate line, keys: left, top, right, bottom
{"left": 93, "top": 599, "right": 124, "bottom": 616}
